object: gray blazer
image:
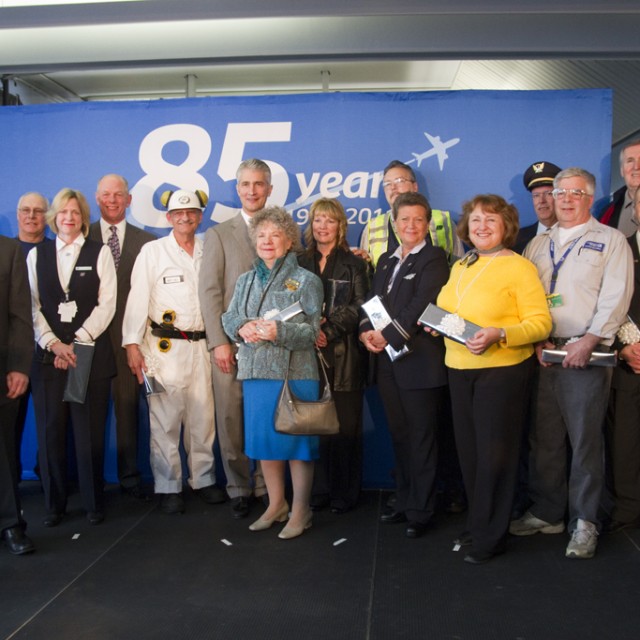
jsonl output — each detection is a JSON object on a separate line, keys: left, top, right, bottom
{"left": 199, "top": 212, "right": 256, "bottom": 351}
{"left": 222, "top": 252, "right": 323, "bottom": 381}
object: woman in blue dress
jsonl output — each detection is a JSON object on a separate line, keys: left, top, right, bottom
{"left": 222, "top": 206, "right": 324, "bottom": 539}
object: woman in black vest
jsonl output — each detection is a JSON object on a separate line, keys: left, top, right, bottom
{"left": 27, "top": 188, "right": 117, "bottom": 526}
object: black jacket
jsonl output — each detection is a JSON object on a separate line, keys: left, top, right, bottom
{"left": 360, "top": 243, "right": 449, "bottom": 390}
{"left": 298, "top": 248, "right": 369, "bottom": 392}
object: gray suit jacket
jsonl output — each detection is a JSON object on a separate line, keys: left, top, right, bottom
{"left": 88, "top": 221, "right": 156, "bottom": 349}
{"left": 199, "top": 212, "right": 256, "bottom": 351}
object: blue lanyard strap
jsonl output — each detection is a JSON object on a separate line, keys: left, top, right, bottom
{"left": 548, "top": 236, "right": 582, "bottom": 295}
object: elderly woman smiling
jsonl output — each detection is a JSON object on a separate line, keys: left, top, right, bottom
{"left": 222, "top": 206, "right": 323, "bottom": 539}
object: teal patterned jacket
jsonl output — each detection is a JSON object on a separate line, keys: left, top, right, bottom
{"left": 222, "top": 252, "right": 323, "bottom": 381}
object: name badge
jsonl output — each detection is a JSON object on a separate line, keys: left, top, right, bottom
{"left": 58, "top": 300, "right": 78, "bottom": 323}
{"left": 75, "top": 266, "right": 93, "bottom": 271}
{"left": 163, "top": 275, "right": 184, "bottom": 284}
{"left": 582, "top": 241, "right": 604, "bottom": 252}
{"left": 546, "top": 293, "right": 563, "bottom": 308}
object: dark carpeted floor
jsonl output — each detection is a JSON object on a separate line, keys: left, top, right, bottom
{"left": 2, "top": 483, "right": 640, "bottom": 640}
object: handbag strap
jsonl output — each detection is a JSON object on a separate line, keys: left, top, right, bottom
{"left": 282, "top": 348, "right": 331, "bottom": 389}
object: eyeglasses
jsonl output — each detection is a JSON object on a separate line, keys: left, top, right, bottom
{"left": 169, "top": 209, "right": 200, "bottom": 218}
{"left": 551, "top": 188, "right": 591, "bottom": 200}
{"left": 531, "top": 191, "right": 553, "bottom": 201}
{"left": 18, "top": 207, "right": 46, "bottom": 216}
{"left": 382, "top": 177, "right": 415, "bottom": 189}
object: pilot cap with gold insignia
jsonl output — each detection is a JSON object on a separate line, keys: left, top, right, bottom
{"left": 523, "top": 161, "right": 562, "bottom": 191}
{"left": 160, "top": 189, "right": 208, "bottom": 212}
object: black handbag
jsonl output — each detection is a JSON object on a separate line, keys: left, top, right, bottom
{"left": 274, "top": 350, "right": 340, "bottom": 436}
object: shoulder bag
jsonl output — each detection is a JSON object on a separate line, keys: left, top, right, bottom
{"left": 274, "top": 350, "right": 340, "bottom": 436}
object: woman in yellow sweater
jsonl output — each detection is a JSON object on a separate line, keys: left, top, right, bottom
{"left": 436, "top": 194, "right": 551, "bottom": 564}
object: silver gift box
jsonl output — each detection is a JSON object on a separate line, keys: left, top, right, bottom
{"left": 541, "top": 349, "right": 616, "bottom": 367}
{"left": 418, "top": 303, "right": 482, "bottom": 345}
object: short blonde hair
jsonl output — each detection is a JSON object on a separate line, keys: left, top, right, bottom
{"left": 46, "top": 188, "right": 91, "bottom": 237}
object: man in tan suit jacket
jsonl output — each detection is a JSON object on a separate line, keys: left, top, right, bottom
{"left": 199, "top": 159, "right": 273, "bottom": 518}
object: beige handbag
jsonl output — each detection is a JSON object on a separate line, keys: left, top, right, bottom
{"left": 274, "top": 350, "right": 340, "bottom": 436}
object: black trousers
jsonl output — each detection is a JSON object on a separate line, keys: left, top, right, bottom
{"left": 32, "top": 365, "right": 111, "bottom": 515}
{"left": 0, "top": 399, "right": 23, "bottom": 532}
{"left": 312, "top": 388, "right": 363, "bottom": 510}
{"left": 377, "top": 355, "right": 444, "bottom": 525}
{"left": 448, "top": 357, "right": 535, "bottom": 554}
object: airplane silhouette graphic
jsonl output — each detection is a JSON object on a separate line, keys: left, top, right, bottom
{"left": 410, "top": 132, "right": 461, "bottom": 170}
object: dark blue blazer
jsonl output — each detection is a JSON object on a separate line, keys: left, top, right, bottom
{"left": 361, "top": 242, "right": 449, "bottom": 390}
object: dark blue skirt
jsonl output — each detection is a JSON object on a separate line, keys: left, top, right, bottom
{"left": 243, "top": 379, "right": 320, "bottom": 461}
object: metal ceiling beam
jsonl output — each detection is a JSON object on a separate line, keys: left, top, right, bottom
{"left": 2, "top": 13, "right": 640, "bottom": 75}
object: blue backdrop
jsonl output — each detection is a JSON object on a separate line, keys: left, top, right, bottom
{"left": 0, "top": 89, "right": 613, "bottom": 488}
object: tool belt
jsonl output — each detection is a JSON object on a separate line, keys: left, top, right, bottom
{"left": 150, "top": 320, "right": 206, "bottom": 341}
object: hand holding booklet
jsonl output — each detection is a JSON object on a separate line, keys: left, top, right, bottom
{"left": 418, "top": 303, "right": 482, "bottom": 344}
{"left": 361, "top": 295, "right": 411, "bottom": 361}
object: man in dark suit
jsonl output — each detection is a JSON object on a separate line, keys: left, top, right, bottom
{"left": 606, "top": 186, "right": 640, "bottom": 532}
{"left": 514, "top": 161, "right": 561, "bottom": 254}
{"left": 199, "top": 158, "right": 270, "bottom": 518}
{"left": 600, "top": 139, "right": 640, "bottom": 234}
{"left": 0, "top": 235, "right": 35, "bottom": 555}
{"left": 89, "top": 174, "right": 155, "bottom": 499}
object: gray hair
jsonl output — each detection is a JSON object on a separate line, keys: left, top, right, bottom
{"left": 97, "top": 173, "right": 129, "bottom": 194}
{"left": 17, "top": 191, "right": 49, "bottom": 211}
{"left": 236, "top": 158, "right": 271, "bottom": 184}
{"left": 554, "top": 167, "right": 596, "bottom": 195}
{"left": 249, "top": 206, "right": 302, "bottom": 253}
{"left": 619, "top": 139, "right": 640, "bottom": 165}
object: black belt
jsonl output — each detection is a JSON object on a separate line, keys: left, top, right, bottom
{"left": 550, "top": 336, "right": 583, "bottom": 348}
{"left": 150, "top": 321, "right": 206, "bottom": 341}
{"left": 550, "top": 336, "right": 610, "bottom": 352}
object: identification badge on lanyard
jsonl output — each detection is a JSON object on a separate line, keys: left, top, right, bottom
{"left": 546, "top": 293, "right": 563, "bottom": 308}
{"left": 58, "top": 300, "right": 78, "bottom": 323}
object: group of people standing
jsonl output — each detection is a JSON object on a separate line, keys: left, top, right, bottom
{"left": 2, "top": 145, "right": 639, "bottom": 566}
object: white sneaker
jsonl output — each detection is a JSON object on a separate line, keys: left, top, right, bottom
{"left": 509, "top": 510, "right": 565, "bottom": 536}
{"left": 566, "top": 519, "right": 598, "bottom": 559}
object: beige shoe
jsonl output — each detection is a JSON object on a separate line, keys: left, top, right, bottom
{"left": 509, "top": 510, "right": 565, "bottom": 536}
{"left": 566, "top": 519, "right": 598, "bottom": 559}
{"left": 278, "top": 511, "right": 313, "bottom": 539}
{"left": 248, "top": 502, "right": 289, "bottom": 531}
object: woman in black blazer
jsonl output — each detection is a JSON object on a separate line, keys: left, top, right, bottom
{"left": 299, "top": 198, "right": 369, "bottom": 513}
{"left": 360, "top": 192, "right": 449, "bottom": 537}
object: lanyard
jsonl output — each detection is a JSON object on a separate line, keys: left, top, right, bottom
{"left": 548, "top": 236, "right": 582, "bottom": 295}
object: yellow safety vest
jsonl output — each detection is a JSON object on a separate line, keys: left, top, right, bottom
{"left": 364, "top": 209, "right": 456, "bottom": 267}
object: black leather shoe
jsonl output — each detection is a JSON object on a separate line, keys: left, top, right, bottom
{"left": 87, "top": 511, "right": 104, "bottom": 525}
{"left": 405, "top": 521, "right": 429, "bottom": 538}
{"left": 160, "top": 493, "right": 185, "bottom": 514}
{"left": 453, "top": 530, "right": 473, "bottom": 546}
{"left": 43, "top": 512, "right": 63, "bottom": 528}
{"left": 122, "top": 485, "right": 152, "bottom": 502}
{"left": 310, "top": 494, "right": 330, "bottom": 511}
{"left": 195, "top": 484, "right": 227, "bottom": 505}
{"left": 2, "top": 527, "right": 35, "bottom": 555}
{"left": 380, "top": 509, "right": 407, "bottom": 524}
{"left": 230, "top": 496, "right": 250, "bottom": 519}
{"left": 464, "top": 546, "right": 505, "bottom": 565}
